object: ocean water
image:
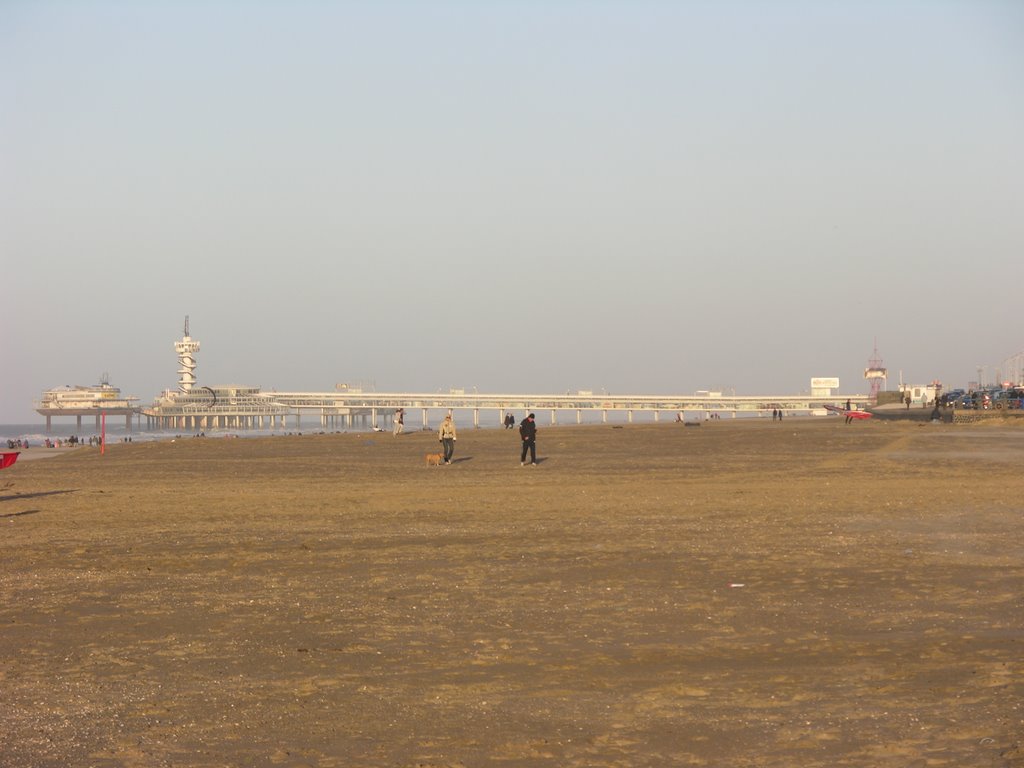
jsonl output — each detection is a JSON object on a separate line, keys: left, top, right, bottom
{"left": 0, "top": 422, "right": 316, "bottom": 446}
{"left": 0, "top": 416, "right": 491, "bottom": 446}
{"left": 0, "top": 412, "right": 727, "bottom": 447}
{"left": 1, "top": 405, "right": 735, "bottom": 447}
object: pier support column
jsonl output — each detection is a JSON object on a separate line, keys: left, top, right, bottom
{"left": 473, "top": 409, "right": 479, "bottom": 428}
{"left": 602, "top": 410, "right": 608, "bottom": 423}
{"left": 654, "top": 411, "right": 660, "bottom": 422}
{"left": 551, "top": 409, "right": 557, "bottom": 425}
{"left": 371, "top": 408, "right": 377, "bottom": 429}
{"left": 77, "top": 415, "right": 82, "bottom": 430}
{"left": 628, "top": 410, "right": 633, "bottom": 423}
{"left": 577, "top": 409, "right": 582, "bottom": 424}
{"left": 422, "top": 409, "right": 429, "bottom": 429}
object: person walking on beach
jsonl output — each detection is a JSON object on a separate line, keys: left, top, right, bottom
{"left": 519, "top": 413, "right": 537, "bottom": 466}
{"left": 393, "top": 408, "right": 404, "bottom": 436}
{"left": 438, "top": 413, "right": 457, "bottom": 464}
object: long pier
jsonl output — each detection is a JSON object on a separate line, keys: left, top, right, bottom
{"left": 142, "top": 390, "right": 872, "bottom": 432}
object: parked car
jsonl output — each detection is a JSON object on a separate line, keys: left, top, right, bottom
{"left": 993, "top": 388, "right": 1024, "bottom": 410}
{"left": 953, "top": 392, "right": 976, "bottom": 408}
{"left": 941, "top": 389, "right": 965, "bottom": 406}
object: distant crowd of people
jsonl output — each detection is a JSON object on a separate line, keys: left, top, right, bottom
{"left": 5, "top": 435, "right": 117, "bottom": 450}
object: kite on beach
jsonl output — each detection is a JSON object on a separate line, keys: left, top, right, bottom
{"left": 823, "top": 404, "right": 872, "bottom": 423}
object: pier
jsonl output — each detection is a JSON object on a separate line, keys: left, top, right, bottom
{"left": 134, "top": 320, "right": 873, "bottom": 432}
{"left": 142, "top": 390, "right": 872, "bottom": 432}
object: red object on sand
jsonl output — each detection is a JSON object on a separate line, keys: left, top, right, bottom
{"left": 822, "top": 404, "right": 873, "bottom": 420}
{"left": 0, "top": 452, "right": 19, "bottom": 469}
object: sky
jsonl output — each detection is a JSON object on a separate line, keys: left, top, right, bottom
{"left": 2, "top": 0, "right": 1022, "bottom": 423}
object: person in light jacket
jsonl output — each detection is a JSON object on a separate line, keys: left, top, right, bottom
{"left": 438, "top": 413, "right": 457, "bottom": 464}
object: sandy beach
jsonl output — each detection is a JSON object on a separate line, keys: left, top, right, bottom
{"left": 1, "top": 418, "right": 1021, "bottom": 767}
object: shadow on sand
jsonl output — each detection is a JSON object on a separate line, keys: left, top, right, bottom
{"left": 0, "top": 489, "right": 78, "bottom": 506}
{"left": 1, "top": 509, "right": 42, "bottom": 519}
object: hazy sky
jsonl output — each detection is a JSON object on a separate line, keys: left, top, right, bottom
{"left": 2, "top": 1, "right": 1022, "bottom": 422}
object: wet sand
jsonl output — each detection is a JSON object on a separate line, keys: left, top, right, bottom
{"left": 1, "top": 419, "right": 1022, "bottom": 767}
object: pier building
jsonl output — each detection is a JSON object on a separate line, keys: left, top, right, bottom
{"left": 34, "top": 375, "right": 140, "bottom": 432}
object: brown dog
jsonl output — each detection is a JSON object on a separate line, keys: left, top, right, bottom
{"left": 424, "top": 453, "right": 443, "bottom": 467}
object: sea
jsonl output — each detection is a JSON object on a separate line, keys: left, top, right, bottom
{"left": 0, "top": 408, "right": 700, "bottom": 447}
{"left": 0, "top": 422, "right": 323, "bottom": 447}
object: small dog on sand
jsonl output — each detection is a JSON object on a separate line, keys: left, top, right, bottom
{"left": 424, "top": 453, "right": 443, "bottom": 467}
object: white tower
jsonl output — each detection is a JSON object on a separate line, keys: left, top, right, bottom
{"left": 174, "top": 316, "right": 201, "bottom": 394}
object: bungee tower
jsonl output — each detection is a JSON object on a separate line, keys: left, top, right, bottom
{"left": 174, "top": 316, "right": 201, "bottom": 394}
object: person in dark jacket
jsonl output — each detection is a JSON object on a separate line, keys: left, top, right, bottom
{"left": 519, "top": 413, "right": 537, "bottom": 466}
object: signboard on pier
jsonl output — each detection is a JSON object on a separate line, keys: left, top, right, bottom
{"left": 811, "top": 377, "right": 839, "bottom": 396}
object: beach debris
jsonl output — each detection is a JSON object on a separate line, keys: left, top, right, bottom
{"left": 728, "top": 583, "right": 745, "bottom": 588}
